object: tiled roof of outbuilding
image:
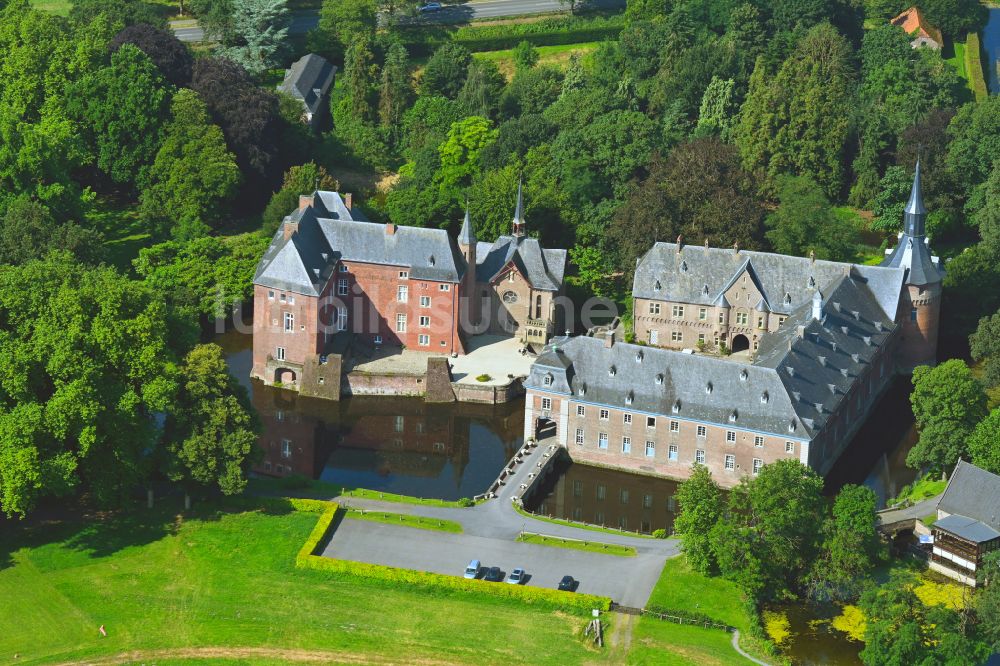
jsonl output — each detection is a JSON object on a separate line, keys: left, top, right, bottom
{"left": 938, "top": 460, "right": 1000, "bottom": 536}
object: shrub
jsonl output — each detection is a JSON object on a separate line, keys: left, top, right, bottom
{"left": 458, "top": 497, "right": 475, "bottom": 507}
{"left": 476, "top": 374, "right": 492, "bottom": 382}
{"left": 652, "top": 528, "right": 667, "bottom": 539}
{"left": 966, "top": 32, "right": 988, "bottom": 102}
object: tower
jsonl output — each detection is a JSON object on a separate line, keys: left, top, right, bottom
{"left": 512, "top": 178, "right": 526, "bottom": 238}
{"left": 881, "top": 160, "right": 944, "bottom": 370}
{"left": 457, "top": 205, "right": 480, "bottom": 328}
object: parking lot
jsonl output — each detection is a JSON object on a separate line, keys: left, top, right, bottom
{"left": 321, "top": 519, "right": 670, "bottom": 607}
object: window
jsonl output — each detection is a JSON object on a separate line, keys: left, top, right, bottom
{"left": 718, "top": 311, "right": 725, "bottom": 324}
{"left": 283, "top": 312, "right": 294, "bottom": 332}
{"left": 672, "top": 305, "right": 685, "bottom": 318}
{"left": 695, "top": 449, "right": 706, "bottom": 464}
{"left": 418, "top": 334, "right": 430, "bottom": 346}
{"left": 645, "top": 441, "right": 655, "bottom": 458}
{"left": 668, "top": 444, "right": 678, "bottom": 461}
{"left": 573, "top": 480, "right": 583, "bottom": 497}
{"left": 399, "top": 270, "right": 409, "bottom": 279}
{"left": 575, "top": 428, "right": 585, "bottom": 445}
{"left": 698, "top": 333, "right": 706, "bottom": 344}
{"left": 725, "top": 454, "right": 735, "bottom": 472}
{"left": 778, "top": 316, "right": 787, "bottom": 326}
{"left": 753, "top": 458, "right": 763, "bottom": 475}
{"left": 508, "top": 271, "right": 515, "bottom": 283}
{"left": 597, "top": 484, "right": 606, "bottom": 500}
{"left": 396, "top": 313, "right": 407, "bottom": 332}
{"left": 598, "top": 433, "right": 608, "bottom": 449}
{"left": 287, "top": 296, "right": 295, "bottom": 305}
{"left": 339, "top": 264, "right": 348, "bottom": 273}
{"left": 910, "top": 307, "right": 918, "bottom": 322}
{"left": 280, "top": 293, "right": 286, "bottom": 302}
{"left": 757, "top": 316, "right": 765, "bottom": 329}
{"left": 419, "top": 315, "right": 430, "bottom": 327}
{"left": 439, "top": 284, "right": 451, "bottom": 292}
{"left": 649, "top": 329, "right": 659, "bottom": 345}
{"left": 736, "top": 312, "right": 748, "bottom": 325}
{"left": 599, "top": 409, "right": 609, "bottom": 421}
{"left": 726, "top": 430, "right": 736, "bottom": 444}
{"left": 670, "top": 420, "right": 679, "bottom": 433}
{"left": 623, "top": 413, "right": 632, "bottom": 425}
{"left": 754, "top": 436, "right": 764, "bottom": 448}
{"left": 373, "top": 334, "right": 382, "bottom": 344}
{"left": 620, "top": 489, "right": 629, "bottom": 504}
{"left": 577, "top": 405, "right": 586, "bottom": 416}
{"left": 502, "top": 291, "right": 518, "bottom": 304}
{"left": 336, "top": 307, "right": 347, "bottom": 331}
{"left": 785, "top": 441, "right": 794, "bottom": 454}
{"left": 420, "top": 295, "right": 431, "bottom": 307}
{"left": 394, "top": 416, "right": 404, "bottom": 432}
{"left": 275, "top": 346, "right": 285, "bottom": 361}
{"left": 698, "top": 307, "right": 707, "bottom": 320}
{"left": 337, "top": 278, "right": 348, "bottom": 296}
{"left": 671, "top": 330, "right": 683, "bottom": 343}
{"left": 697, "top": 425, "right": 706, "bottom": 438}
{"left": 667, "top": 496, "right": 676, "bottom": 512}
{"left": 643, "top": 494, "right": 653, "bottom": 509}
{"left": 622, "top": 436, "right": 631, "bottom": 454}
{"left": 649, "top": 302, "right": 661, "bottom": 315}
{"left": 397, "top": 285, "right": 408, "bottom": 302}
{"left": 267, "top": 290, "right": 274, "bottom": 300}
{"left": 647, "top": 416, "right": 656, "bottom": 429}
{"left": 541, "top": 397, "right": 552, "bottom": 411}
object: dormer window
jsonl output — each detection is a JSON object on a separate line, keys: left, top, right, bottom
{"left": 786, "top": 366, "right": 795, "bottom": 377}
{"left": 784, "top": 293, "right": 792, "bottom": 306}
{"left": 579, "top": 383, "right": 587, "bottom": 396}
{"left": 703, "top": 284, "right": 710, "bottom": 295}
{"left": 808, "top": 276, "right": 815, "bottom": 288}
{"left": 705, "top": 382, "right": 713, "bottom": 394}
{"left": 655, "top": 374, "right": 664, "bottom": 386}
{"left": 739, "top": 369, "right": 748, "bottom": 382}
{"left": 672, "top": 399, "right": 680, "bottom": 413}
{"left": 543, "top": 374, "right": 553, "bottom": 387}
{"left": 788, "top": 421, "right": 797, "bottom": 433}
{"left": 654, "top": 280, "right": 661, "bottom": 291}
{"left": 760, "top": 391, "right": 769, "bottom": 404}
{"left": 429, "top": 255, "right": 436, "bottom": 266}
{"left": 635, "top": 351, "right": 643, "bottom": 363}
{"left": 680, "top": 261, "right": 688, "bottom": 273}
{"left": 729, "top": 410, "right": 738, "bottom": 423}
{"left": 609, "top": 365, "right": 617, "bottom": 377}
{"left": 625, "top": 392, "right": 634, "bottom": 405}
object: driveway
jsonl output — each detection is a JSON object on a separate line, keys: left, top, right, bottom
{"left": 323, "top": 519, "right": 668, "bottom": 606}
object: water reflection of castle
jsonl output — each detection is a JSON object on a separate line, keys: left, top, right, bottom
{"left": 250, "top": 380, "right": 523, "bottom": 482}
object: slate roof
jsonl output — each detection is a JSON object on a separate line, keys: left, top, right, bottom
{"left": 278, "top": 54, "right": 337, "bottom": 115}
{"left": 253, "top": 191, "right": 461, "bottom": 295}
{"left": 633, "top": 243, "right": 906, "bottom": 321}
{"left": 937, "top": 460, "right": 1000, "bottom": 542}
{"left": 528, "top": 269, "right": 898, "bottom": 439}
{"left": 476, "top": 236, "right": 567, "bottom": 292}
{"left": 880, "top": 162, "right": 945, "bottom": 286}
{"left": 934, "top": 514, "right": 1000, "bottom": 544}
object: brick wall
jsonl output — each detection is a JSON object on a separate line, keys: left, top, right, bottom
{"left": 252, "top": 283, "right": 327, "bottom": 383}
{"left": 896, "top": 282, "right": 941, "bottom": 370}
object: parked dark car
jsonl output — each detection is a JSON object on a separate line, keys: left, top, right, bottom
{"left": 484, "top": 566, "right": 503, "bottom": 582}
{"left": 558, "top": 575, "right": 577, "bottom": 592}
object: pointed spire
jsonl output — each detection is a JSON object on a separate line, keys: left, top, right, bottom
{"left": 458, "top": 203, "right": 476, "bottom": 247}
{"left": 903, "top": 159, "right": 927, "bottom": 237}
{"left": 512, "top": 177, "right": 525, "bottom": 238}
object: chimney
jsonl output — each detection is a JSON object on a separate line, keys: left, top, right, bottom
{"left": 344, "top": 192, "right": 353, "bottom": 210}
{"left": 604, "top": 330, "right": 615, "bottom": 348}
{"left": 283, "top": 218, "right": 299, "bottom": 241}
{"left": 386, "top": 223, "right": 396, "bottom": 236}
{"left": 676, "top": 235, "right": 683, "bottom": 252}
{"left": 298, "top": 194, "right": 313, "bottom": 210}
{"left": 704, "top": 237, "right": 709, "bottom": 249}
{"left": 733, "top": 241, "right": 740, "bottom": 254}
{"left": 809, "top": 249, "right": 815, "bottom": 263}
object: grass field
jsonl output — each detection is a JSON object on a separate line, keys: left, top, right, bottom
{"left": 86, "top": 198, "right": 164, "bottom": 273}
{"left": 474, "top": 42, "right": 600, "bottom": 79}
{"left": 345, "top": 509, "right": 464, "bottom": 533}
{"left": 250, "top": 476, "right": 478, "bottom": 508}
{"left": 31, "top": 0, "right": 183, "bottom": 18}
{"left": 0, "top": 500, "right": 608, "bottom": 665}
{"left": 889, "top": 473, "right": 948, "bottom": 506}
{"left": 946, "top": 39, "right": 969, "bottom": 81}
{"left": 517, "top": 532, "right": 636, "bottom": 557}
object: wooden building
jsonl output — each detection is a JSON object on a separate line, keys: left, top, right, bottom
{"left": 930, "top": 460, "right": 1000, "bottom": 586}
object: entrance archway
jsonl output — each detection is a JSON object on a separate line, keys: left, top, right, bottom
{"left": 731, "top": 334, "right": 750, "bottom": 353}
{"left": 275, "top": 368, "right": 297, "bottom": 385}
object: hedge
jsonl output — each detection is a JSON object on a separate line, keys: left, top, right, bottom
{"left": 400, "top": 14, "right": 625, "bottom": 56}
{"left": 294, "top": 504, "right": 611, "bottom": 613}
{"left": 965, "top": 32, "right": 989, "bottom": 102}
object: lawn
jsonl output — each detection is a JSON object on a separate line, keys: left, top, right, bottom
{"left": 473, "top": 42, "right": 600, "bottom": 79}
{"left": 344, "top": 508, "right": 464, "bottom": 533}
{"left": 0, "top": 500, "right": 607, "bottom": 665}
{"left": 85, "top": 198, "right": 165, "bottom": 273}
{"left": 517, "top": 531, "right": 636, "bottom": 557}
{"left": 889, "top": 473, "right": 948, "bottom": 506}
{"left": 249, "top": 475, "right": 478, "bottom": 508}
{"left": 31, "top": 0, "right": 184, "bottom": 19}
{"left": 946, "top": 39, "right": 969, "bottom": 80}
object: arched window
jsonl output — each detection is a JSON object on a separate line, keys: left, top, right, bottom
{"left": 502, "top": 291, "right": 518, "bottom": 304}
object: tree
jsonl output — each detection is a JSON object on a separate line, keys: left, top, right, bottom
{"left": 0, "top": 197, "right": 105, "bottom": 266}
{"left": 978, "top": 552, "right": 1000, "bottom": 652}
{"left": 191, "top": 57, "right": 282, "bottom": 184}
{"left": 808, "top": 484, "right": 883, "bottom": 602}
{"left": 458, "top": 59, "right": 506, "bottom": 120}
{"left": 0, "top": 254, "right": 183, "bottom": 517}
{"left": 141, "top": 89, "right": 242, "bottom": 239}
{"left": 870, "top": 166, "right": 913, "bottom": 232}
{"left": 435, "top": 116, "right": 498, "bottom": 200}
{"left": 343, "top": 37, "right": 378, "bottom": 122}
{"left": 970, "top": 310, "right": 1000, "bottom": 389}
{"left": 947, "top": 95, "right": 1000, "bottom": 209}
{"left": 734, "top": 24, "right": 856, "bottom": 197}
{"left": 694, "top": 76, "right": 736, "bottom": 139}
{"left": 218, "top": 0, "right": 291, "bottom": 77}
{"left": 918, "top": 0, "right": 987, "bottom": 37}
{"left": 710, "top": 459, "right": 826, "bottom": 602}
{"left": 766, "top": 175, "right": 858, "bottom": 261}
{"left": 513, "top": 40, "right": 539, "bottom": 72}
{"left": 261, "top": 162, "right": 340, "bottom": 235}
{"left": 907, "top": 359, "right": 988, "bottom": 475}
{"left": 110, "top": 23, "right": 194, "bottom": 87}
{"left": 189, "top": 0, "right": 236, "bottom": 43}
{"left": 500, "top": 65, "right": 564, "bottom": 118}
{"left": 378, "top": 41, "right": 412, "bottom": 142}
{"left": 162, "top": 344, "right": 259, "bottom": 496}
{"left": 421, "top": 43, "right": 472, "bottom": 98}
{"left": 64, "top": 43, "right": 173, "bottom": 187}
{"left": 967, "top": 408, "right": 1000, "bottom": 475}
{"left": 69, "top": 0, "right": 166, "bottom": 28}
{"left": 673, "top": 464, "right": 725, "bottom": 574}
{"left": 941, "top": 243, "right": 1000, "bottom": 347}
{"left": 310, "top": 0, "right": 377, "bottom": 61}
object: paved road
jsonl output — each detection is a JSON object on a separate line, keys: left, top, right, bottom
{"left": 170, "top": 0, "right": 625, "bottom": 42}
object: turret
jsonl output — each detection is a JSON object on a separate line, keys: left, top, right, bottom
{"left": 458, "top": 205, "right": 479, "bottom": 328}
{"left": 512, "top": 178, "right": 526, "bottom": 238}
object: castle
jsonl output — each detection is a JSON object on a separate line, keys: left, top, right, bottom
{"left": 250, "top": 186, "right": 567, "bottom": 389}
{"left": 523, "top": 164, "right": 943, "bottom": 487}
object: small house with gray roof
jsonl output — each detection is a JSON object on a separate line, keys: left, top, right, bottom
{"left": 277, "top": 54, "right": 337, "bottom": 129}
{"left": 930, "top": 460, "right": 1000, "bottom": 586}
{"left": 252, "top": 187, "right": 566, "bottom": 392}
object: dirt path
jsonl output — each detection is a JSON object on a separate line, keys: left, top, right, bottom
{"left": 54, "top": 647, "right": 465, "bottom": 666}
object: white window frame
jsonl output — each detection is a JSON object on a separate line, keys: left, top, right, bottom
{"left": 439, "top": 284, "right": 451, "bottom": 291}
{"left": 622, "top": 436, "right": 631, "bottom": 454}
{"left": 275, "top": 346, "right": 285, "bottom": 361}
{"left": 672, "top": 305, "right": 684, "bottom": 318}
{"left": 397, "top": 285, "right": 408, "bottom": 303}
{"left": 623, "top": 413, "right": 632, "bottom": 425}
{"left": 283, "top": 312, "right": 294, "bottom": 332}
{"left": 669, "top": 420, "right": 679, "bottom": 433}
{"left": 668, "top": 444, "right": 678, "bottom": 461}
{"left": 695, "top": 449, "right": 706, "bottom": 464}
{"left": 575, "top": 428, "right": 584, "bottom": 445}
{"left": 577, "top": 405, "right": 586, "bottom": 416}
{"left": 697, "top": 425, "right": 707, "bottom": 438}
{"left": 541, "top": 397, "right": 552, "bottom": 411}
{"left": 785, "top": 441, "right": 794, "bottom": 454}
{"left": 420, "top": 295, "right": 431, "bottom": 307}
{"left": 725, "top": 454, "right": 735, "bottom": 472}
{"left": 753, "top": 458, "right": 763, "bottom": 475}
{"left": 649, "top": 302, "right": 661, "bottom": 315}
{"left": 418, "top": 334, "right": 430, "bottom": 346}
{"left": 726, "top": 430, "right": 736, "bottom": 444}
{"left": 599, "top": 409, "right": 609, "bottom": 421}
{"left": 419, "top": 315, "right": 430, "bottom": 327}
{"left": 645, "top": 441, "right": 655, "bottom": 458}
{"left": 337, "top": 278, "right": 348, "bottom": 296}
{"left": 396, "top": 313, "right": 407, "bottom": 332}
{"left": 598, "top": 433, "right": 609, "bottom": 450}
{"left": 336, "top": 307, "right": 348, "bottom": 332}
{"left": 754, "top": 436, "right": 764, "bottom": 448}
{"left": 399, "top": 270, "right": 409, "bottom": 279}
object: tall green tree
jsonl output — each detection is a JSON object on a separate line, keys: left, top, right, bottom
{"left": 141, "top": 89, "right": 242, "bottom": 239}
{"left": 261, "top": 162, "right": 340, "bottom": 235}
{"left": 694, "top": 76, "right": 736, "bottom": 138}
{"left": 978, "top": 552, "right": 1000, "bottom": 652}
{"left": 310, "top": 0, "right": 377, "bottom": 60}
{"left": 967, "top": 408, "right": 1000, "bottom": 476}
{"left": 458, "top": 59, "right": 506, "bottom": 120}
{"left": 0, "top": 254, "right": 183, "bottom": 517}
{"left": 0, "top": 197, "right": 105, "bottom": 266}
{"left": 808, "top": 484, "right": 883, "bottom": 602}
{"left": 766, "top": 175, "right": 858, "bottom": 260}
{"left": 907, "top": 359, "right": 988, "bottom": 475}
{"left": 65, "top": 43, "right": 173, "bottom": 187}
{"left": 435, "top": 116, "right": 498, "bottom": 200}
{"left": 734, "top": 23, "right": 856, "bottom": 197}
{"left": 673, "top": 464, "right": 725, "bottom": 574}
{"left": 421, "top": 43, "right": 472, "bottom": 99}
{"left": 343, "top": 37, "right": 378, "bottom": 122}
{"left": 378, "top": 41, "right": 412, "bottom": 143}
{"left": 218, "top": 0, "right": 291, "bottom": 77}
{"left": 162, "top": 343, "right": 259, "bottom": 496}
{"left": 947, "top": 95, "right": 1000, "bottom": 210}
{"left": 970, "top": 310, "right": 1000, "bottom": 389}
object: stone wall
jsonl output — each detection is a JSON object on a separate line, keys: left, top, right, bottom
{"left": 452, "top": 378, "right": 524, "bottom": 404}
{"left": 300, "top": 354, "right": 342, "bottom": 400}
{"left": 344, "top": 372, "right": 426, "bottom": 397}
{"left": 425, "top": 357, "right": 456, "bottom": 403}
